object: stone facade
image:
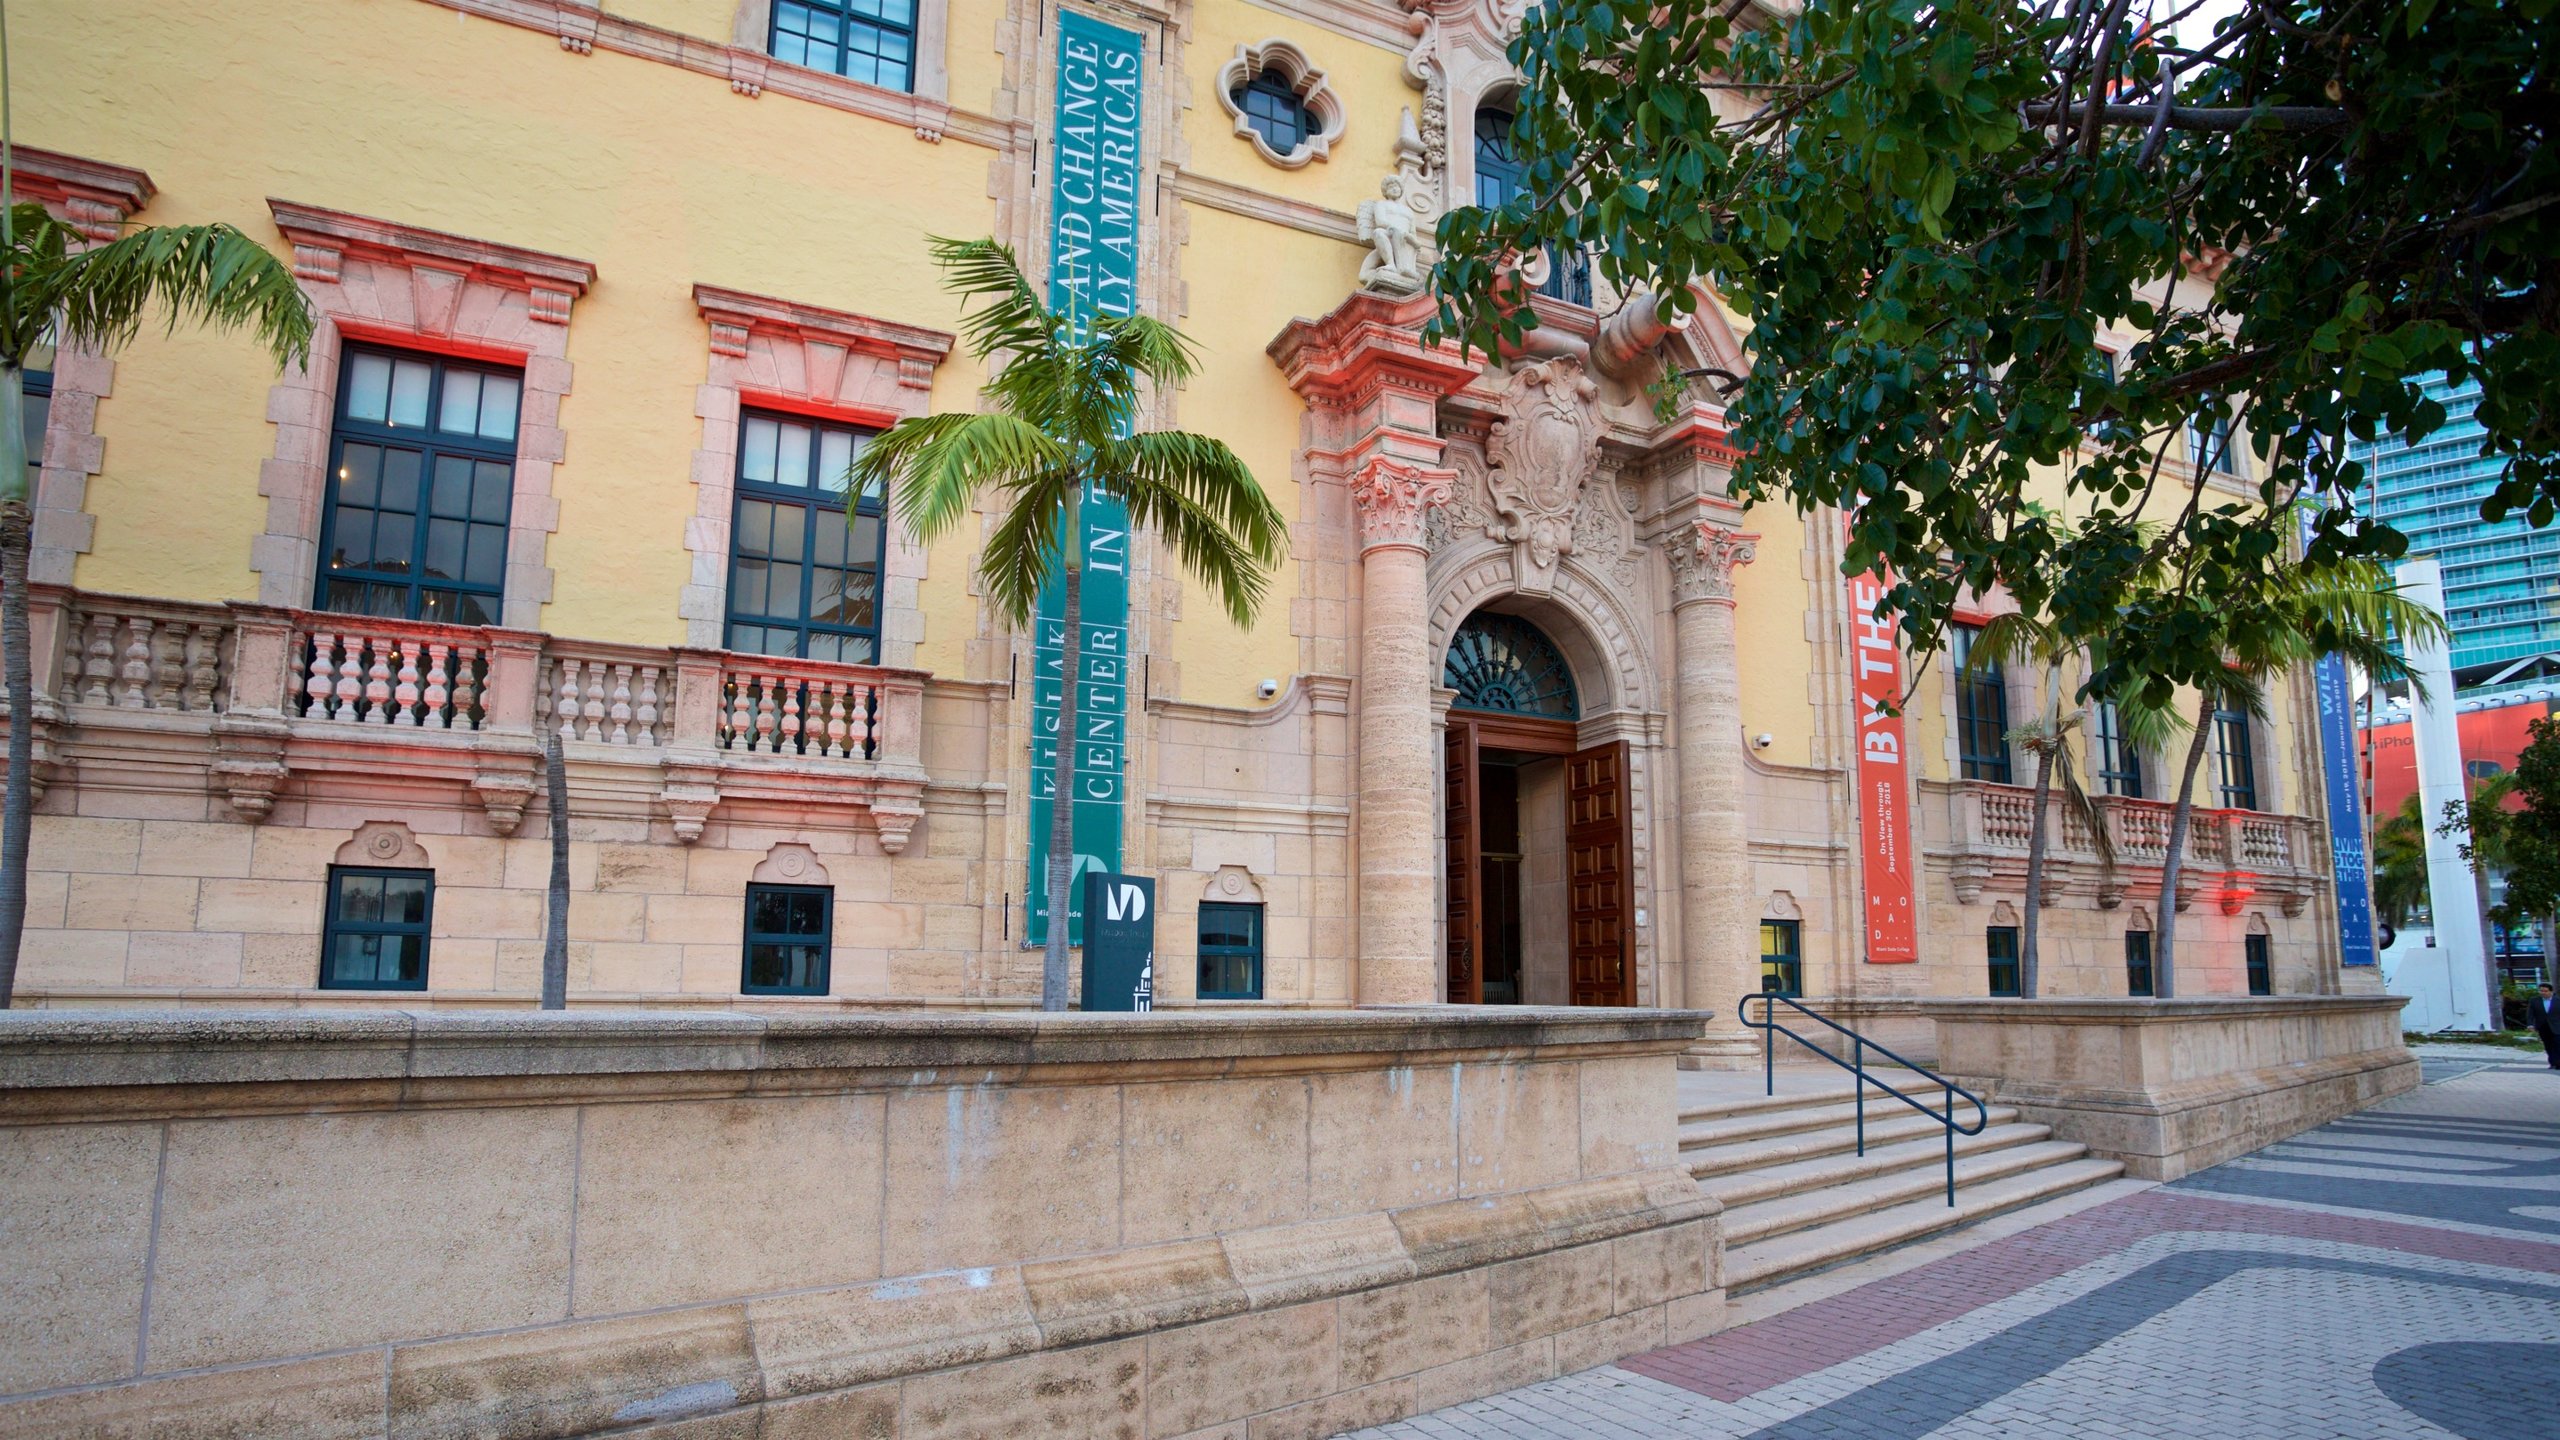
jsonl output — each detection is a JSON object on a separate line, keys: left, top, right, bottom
{"left": 0, "top": 1008, "right": 1721, "bottom": 1437}
{"left": 6, "top": 1, "right": 2355, "bottom": 1018}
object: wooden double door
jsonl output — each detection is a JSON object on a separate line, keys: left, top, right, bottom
{"left": 1442, "top": 712, "right": 1634, "bottom": 1007}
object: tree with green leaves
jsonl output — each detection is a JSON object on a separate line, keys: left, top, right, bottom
{"left": 2371, "top": 792, "right": 2429, "bottom": 933}
{"left": 0, "top": 11, "right": 315, "bottom": 1006}
{"left": 2461, "top": 723, "right": 2560, "bottom": 986}
{"left": 851, "top": 238, "right": 1286, "bottom": 1010}
{"left": 2126, "top": 557, "right": 2438, "bottom": 995}
{"left": 1428, "top": 0, "right": 2556, "bottom": 716}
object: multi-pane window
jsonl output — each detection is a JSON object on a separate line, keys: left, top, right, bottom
{"left": 771, "top": 0, "right": 916, "bottom": 92}
{"left": 1759, "top": 920, "right": 1802, "bottom": 997}
{"left": 2188, "top": 400, "right": 2241, "bottom": 477}
{"left": 743, "top": 883, "right": 832, "bottom": 995}
{"left": 18, "top": 331, "right": 53, "bottom": 492}
{"left": 1987, "top": 926, "right": 2021, "bottom": 997}
{"left": 1198, "top": 902, "right": 1264, "bottom": 1000}
{"left": 1952, "top": 625, "right": 2013, "bottom": 783}
{"left": 1232, "top": 70, "right": 1310, "bottom": 154}
{"left": 318, "top": 347, "right": 520, "bottom": 626}
{"left": 2080, "top": 347, "right": 2118, "bottom": 437}
{"left": 2125, "top": 930, "right": 2155, "bottom": 997}
{"left": 2093, "top": 700, "right": 2144, "bottom": 798}
{"left": 1473, "top": 106, "right": 1591, "bottom": 305}
{"left": 321, "top": 867, "right": 433, "bottom": 991}
{"left": 2246, "top": 932, "right": 2273, "bottom": 995}
{"left": 726, "top": 412, "right": 886, "bottom": 664}
{"left": 2214, "top": 708, "right": 2259, "bottom": 810}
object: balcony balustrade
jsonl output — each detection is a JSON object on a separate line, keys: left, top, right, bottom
{"left": 1943, "top": 779, "right": 2317, "bottom": 917}
{"left": 3, "top": 585, "right": 926, "bottom": 851}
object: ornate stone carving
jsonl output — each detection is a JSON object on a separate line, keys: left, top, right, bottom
{"left": 658, "top": 760, "right": 721, "bottom": 845}
{"left": 1950, "top": 855, "right": 1993, "bottom": 906}
{"left": 1351, "top": 456, "right": 1454, "bottom": 553}
{"left": 1484, "top": 356, "right": 1602, "bottom": 594}
{"left": 1666, "top": 521, "right": 1758, "bottom": 607}
{"left": 1357, "top": 176, "right": 1429, "bottom": 296}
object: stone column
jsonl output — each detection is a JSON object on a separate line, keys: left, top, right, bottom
{"left": 1667, "top": 519, "right": 1758, "bottom": 1056}
{"left": 1353, "top": 456, "right": 1454, "bottom": 1004}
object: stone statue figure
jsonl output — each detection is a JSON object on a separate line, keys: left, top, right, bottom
{"left": 1357, "top": 176, "right": 1427, "bottom": 296}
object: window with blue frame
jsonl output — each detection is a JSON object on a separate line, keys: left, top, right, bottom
{"left": 2246, "top": 932, "right": 2272, "bottom": 995}
{"left": 1232, "top": 70, "right": 1311, "bottom": 154}
{"left": 1471, "top": 105, "right": 1592, "bottom": 306}
{"left": 1198, "top": 902, "right": 1263, "bottom": 999}
{"left": 2188, "top": 399, "right": 2242, "bottom": 477}
{"left": 320, "top": 866, "right": 433, "bottom": 990}
{"left": 2093, "top": 700, "right": 2144, "bottom": 798}
{"left": 1952, "top": 625, "right": 2013, "bottom": 783}
{"left": 771, "top": 0, "right": 917, "bottom": 92}
{"left": 743, "top": 883, "right": 832, "bottom": 995}
{"left": 2214, "top": 708, "right": 2259, "bottom": 810}
{"left": 1759, "top": 920, "right": 1802, "bottom": 997}
{"left": 318, "top": 347, "right": 520, "bottom": 626}
{"left": 1987, "top": 926, "right": 2021, "bottom": 997}
{"left": 2125, "top": 930, "right": 2155, "bottom": 997}
{"left": 726, "top": 411, "right": 886, "bottom": 664}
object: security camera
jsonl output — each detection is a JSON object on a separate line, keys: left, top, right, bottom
{"left": 1257, "top": 678, "right": 1282, "bottom": 700}
{"left": 1752, "top": 732, "right": 1775, "bottom": 749}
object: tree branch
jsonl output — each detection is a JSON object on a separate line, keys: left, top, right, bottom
{"left": 2021, "top": 100, "right": 2351, "bottom": 132}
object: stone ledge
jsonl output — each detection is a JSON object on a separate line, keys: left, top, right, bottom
{"left": 0, "top": 1007, "right": 1712, "bottom": 1120}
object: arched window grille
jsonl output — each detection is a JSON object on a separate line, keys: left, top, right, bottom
{"left": 1444, "top": 613, "right": 1581, "bottom": 720}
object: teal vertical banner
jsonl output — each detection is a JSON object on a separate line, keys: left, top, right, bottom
{"left": 1028, "top": 9, "right": 1144, "bottom": 946}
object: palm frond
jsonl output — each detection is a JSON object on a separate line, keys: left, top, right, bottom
{"left": 2055, "top": 751, "right": 2115, "bottom": 872}
{"left": 928, "top": 236, "right": 1055, "bottom": 364}
{"left": 1114, "top": 472, "right": 1272, "bottom": 628}
{"left": 860, "top": 412, "right": 1070, "bottom": 545}
{"left": 1088, "top": 312, "right": 1202, "bottom": 390}
{"left": 975, "top": 466, "right": 1085, "bottom": 625}
{"left": 44, "top": 223, "right": 313, "bottom": 368}
{"left": 0, "top": 203, "right": 76, "bottom": 363}
{"left": 1966, "top": 611, "right": 2051, "bottom": 674}
{"left": 1099, "top": 430, "right": 1286, "bottom": 570}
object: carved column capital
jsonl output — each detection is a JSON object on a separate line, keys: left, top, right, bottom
{"left": 1351, "top": 457, "right": 1454, "bottom": 555}
{"left": 1667, "top": 522, "right": 1758, "bottom": 607}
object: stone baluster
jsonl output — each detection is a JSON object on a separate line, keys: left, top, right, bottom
{"left": 633, "top": 666, "right": 661, "bottom": 747}
{"left": 116, "top": 616, "right": 154, "bottom": 708}
{"left": 607, "top": 664, "right": 634, "bottom": 745}
{"left": 822, "top": 680, "right": 850, "bottom": 758}
{"left": 1668, "top": 514, "right": 1758, "bottom": 1053}
{"left": 725, "top": 669, "right": 752, "bottom": 749}
{"left": 147, "top": 622, "right": 187, "bottom": 710}
{"left": 361, "top": 635, "right": 394, "bottom": 725}
{"left": 579, "top": 663, "right": 607, "bottom": 742}
{"left": 1350, "top": 455, "right": 1454, "bottom": 1005}
{"left": 334, "top": 633, "right": 367, "bottom": 721}
{"left": 81, "top": 613, "right": 115, "bottom": 705}
{"left": 422, "top": 643, "right": 452, "bottom": 730}
{"left": 752, "top": 672, "right": 779, "bottom": 752}
{"left": 183, "top": 624, "right": 220, "bottom": 712}
{"left": 853, "top": 682, "right": 879, "bottom": 759}
{"left": 779, "top": 676, "right": 804, "bottom": 754}
{"left": 450, "top": 643, "right": 482, "bottom": 729}
{"left": 304, "top": 632, "right": 339, "bottom": 718}
{"left": 555, "top": 658, "right": 582, "bottom": 740}
{"left": 391, "top": 641, "right": 422, "bottom": 725}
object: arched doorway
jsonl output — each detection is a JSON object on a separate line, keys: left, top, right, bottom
{"left": 1442, "top": 612, "right": 1633, "bottom": 1006}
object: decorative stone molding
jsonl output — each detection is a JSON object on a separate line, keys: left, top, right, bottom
{"left": 1206, "top": 864, "right": 1268, "bottom": 905}
{"left": 1989, "top": 900, "right": 2022, "bottom": 928}
{"left": 1484, "top": 356, "right": 1601, "bottom": 593}
{"left": 1949, "top": 854, "right": 1993, "bottom": 906}
{"left": 253, "top": 201, "right": 595, "bottom": 630}
{"left": 1762, "top": 890, "right": 1802, "bottom": 922}
{"left": 751, "top": 842, "right": 831, "bottom": 886}
{"left": 680, "top": 285, "right": 957, "bottom": 660}
{"left": 335, "top": 822, "right": 434, "bottom": 871}
{"left": 1665, "top": 520, "right": 1758, "bottom": 608}
{"left": 11, "top": 147, "right": 155, "bottom": 586}
{"left": 1216, "top": 40, "right": 1348, "bottom": 167}
{"left": 1351, "top": 457, "right": 1454, "bottom": 554}
{"left": 2128, "top": 905, "right": 2155, "bottom": 933}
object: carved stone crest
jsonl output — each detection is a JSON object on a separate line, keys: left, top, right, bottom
{"left": 1484, "top": 356, "right": 1601, "bottom": 595}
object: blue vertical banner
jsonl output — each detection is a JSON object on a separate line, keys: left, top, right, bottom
{"left": 1028, "top": 10, "right": 1144, "bottom": 946}
{"left": 2315, "top": 652, "right": 2379, "bottom": 966}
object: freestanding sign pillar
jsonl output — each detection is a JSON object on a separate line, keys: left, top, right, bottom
{"left": 2394, "top": 559, "right": 2493, "bottom": 1030}
{"left": 1080, "top": 872, "right": 1156, "bottom": 1012}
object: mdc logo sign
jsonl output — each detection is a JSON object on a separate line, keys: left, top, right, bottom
{"left": 1079, "top": 872, "right": 1156, "bottom": 1012}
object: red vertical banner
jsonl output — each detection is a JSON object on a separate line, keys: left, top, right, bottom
{"left": 1848, "top": 561, "right": 1919, "bottom": 962}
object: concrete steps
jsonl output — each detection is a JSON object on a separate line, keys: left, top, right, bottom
{"left": 1680, "top": 1075, "right": 2125, "bottom": 1293}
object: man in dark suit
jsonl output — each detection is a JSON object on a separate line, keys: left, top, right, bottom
{"left": 2531, "top": 983, "right": 2560, "bottom": 1070}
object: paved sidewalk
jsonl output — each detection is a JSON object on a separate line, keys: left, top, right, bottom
{"left": 1347, "top": 1057, "right": 2560, "bottom": 1440}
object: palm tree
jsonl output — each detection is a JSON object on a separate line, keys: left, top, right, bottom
{"left": 850, "top": 238, "right": 1285, "bottom": 1010}
{"left": 2136, "top": 559, "right": 2443, "bottom": 998}
{"left": 1966, "top": 615, "right": 2131, "bottom": 997}
{"left": 0, "top": 53, "right": 314, "bottom": 1004}
{"left": 2371, "top": 793, "right": 2429, "bottom": 931}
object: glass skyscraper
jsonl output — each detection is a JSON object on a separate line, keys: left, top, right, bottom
{"left": 2354, "top": 372, "right": 2560, "bottom": 686}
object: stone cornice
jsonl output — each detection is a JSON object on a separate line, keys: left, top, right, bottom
{"left": 269, "top": 199, "right": 597, "bottom": 323}
{"left": 6, "top": 145, "right": 155, "bottom": 241}
{"left": 691, "top": 283, "right": 957, "bottom": 367}
{"left": 1239, "top": 0, "right": 1422, "bottom": 49}
{"left": 1266, "top": 290, "right": 1482, "bottom": 406}
{"left": 1168, "top": 170, "right": 1360, "bottom": 244}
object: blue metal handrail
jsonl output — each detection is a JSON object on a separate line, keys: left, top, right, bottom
{"left": 1736, "top": 992, "right": 1991, "bottom": 1206}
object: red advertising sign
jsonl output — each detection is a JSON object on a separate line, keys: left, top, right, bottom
{"left": 1849, "top": 567, "right": 1919, "bottom": 962}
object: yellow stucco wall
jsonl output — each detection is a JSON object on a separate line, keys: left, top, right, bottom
{"left": 1731, "top": 501, "right": 1817, "bottom": 770}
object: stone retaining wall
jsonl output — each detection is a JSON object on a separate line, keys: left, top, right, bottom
{"left": 0, "top": 1008, "right": 1722, "bottom": 1438}
{"left": 1860, "top": 996, "right": 2419, "bottom": 1180}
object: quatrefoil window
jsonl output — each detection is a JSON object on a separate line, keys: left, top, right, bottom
{"left": 1216, "top": 40, "right": 1345, "bottom": 169}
